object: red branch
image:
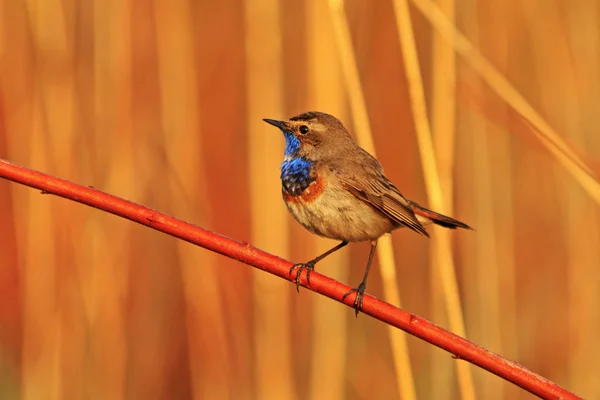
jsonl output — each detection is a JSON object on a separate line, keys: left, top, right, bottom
{"left": 0, "top": 158, "right": 581, "bottom": 400}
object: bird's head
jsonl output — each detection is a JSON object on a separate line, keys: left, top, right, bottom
{"left": 263, "top": 111, "right": 353, "bottom": 161}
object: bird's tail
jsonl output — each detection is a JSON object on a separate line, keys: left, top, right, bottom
{"left": 410, "top": 202, "right": 473, "bottom": 230}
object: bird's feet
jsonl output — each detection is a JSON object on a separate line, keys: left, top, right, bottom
{"left": 289, "top": 261, "right": 316, "bottom": 292}
{"left": 342, "top": 282, "right": 367, "bottom": 317}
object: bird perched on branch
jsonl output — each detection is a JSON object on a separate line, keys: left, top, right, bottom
{"left": 263, "top": 111, "right": 472, "bottom": 315}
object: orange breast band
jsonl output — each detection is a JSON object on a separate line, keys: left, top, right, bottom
{"left": 283, "top": 175, "right": 325, "bottom": 204}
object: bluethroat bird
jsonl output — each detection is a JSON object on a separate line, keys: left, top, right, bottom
{"left": 263, "top": 111, "right": 472, "bottom": 315}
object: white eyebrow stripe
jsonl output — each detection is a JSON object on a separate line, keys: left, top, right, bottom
{"left": 310, "top": 123, "right": 326, "bottom": 132}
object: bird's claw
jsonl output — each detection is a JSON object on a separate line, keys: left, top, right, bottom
{"left": 342, "top": 282, "right": 367, "bottom": 317}
{"left": 289, "top": 261, "right": 315, "bottom": 292}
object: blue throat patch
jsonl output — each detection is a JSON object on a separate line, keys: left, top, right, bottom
{"left": 283, "top": 130, "right": 301, "bottom": 158}
{"left": 280, "top": 130, "right": 314, "bottom": 196}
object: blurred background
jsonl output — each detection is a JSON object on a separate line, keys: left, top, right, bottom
{"left": 0, "top": 0, "right": 599, "bottom": 399}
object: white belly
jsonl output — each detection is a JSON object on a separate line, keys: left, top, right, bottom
{"left": 284, "top": 179, "right": 394, "bottom": 242}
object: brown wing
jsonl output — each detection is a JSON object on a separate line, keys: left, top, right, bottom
{"left": 338, "top": 169, "right": 430, "bottom": 238}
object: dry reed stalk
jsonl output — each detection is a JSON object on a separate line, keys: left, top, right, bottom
{"left": 477, "top": 3, "right": 520, "bottom": 398}
{"left": 458, "top": 3, "right": 503, "bottom": 398}
{"left": 19, "top": 1, "right": 71, "bottom": 398}
{"left": 154, "top": 0, "right": 231, "bottom": 397}
{"left": 306, "top": 1, "right": 349, "bottom": 399}
{"left": 120, "top": 2, "right": 186, "bottom": 396}
{"left": 429, "top": 0, "right": 457, "bottom": 396}
{"left": 452, "top": 84, "right": 519, "bottom": 400}
{"left": 391, "top": 0, "right": 476, "bottom": 398}
{"left": 244, "top": 1, "right": 295, "bottom": 398}
{"left": 74, "top": 1, "right": 135, "bottom": 398}
{"left": 0, "top": 8, "right": 37, "bottom": 397}
{"left": 329, "top": 1, "right": 417, "bottom": 399}
{"left": 471, "top": 85, "right": 504, "bottom": 400}
{"left": 431, "top": 0, "right": 456, "bottom": 208}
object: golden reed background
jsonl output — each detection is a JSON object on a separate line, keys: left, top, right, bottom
{"left": 0, "top": 0, "right": 599, "bottom": 399}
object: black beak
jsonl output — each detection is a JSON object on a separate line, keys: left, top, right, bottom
{"left": 262, "top": 118, "right": 288, "bottom": 130}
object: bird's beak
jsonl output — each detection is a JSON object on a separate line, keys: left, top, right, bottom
{"left": 262, "top": 118, "right": 288, "bottom": 130}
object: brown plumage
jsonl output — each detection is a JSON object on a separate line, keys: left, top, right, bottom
{"left": 263, "top": 111, "right": 472, "bottom": 315}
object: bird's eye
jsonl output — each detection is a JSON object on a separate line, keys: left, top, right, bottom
{"left": 299, "top": 125, "right": 309, "bottom": 135}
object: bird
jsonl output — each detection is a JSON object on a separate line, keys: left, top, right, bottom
{"left": 263, "top": 111, "right": 472, "bottom": 315}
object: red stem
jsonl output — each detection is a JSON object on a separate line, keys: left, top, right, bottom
{"left": 0, "top": 158, "right": 581, "bottom": 400}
